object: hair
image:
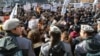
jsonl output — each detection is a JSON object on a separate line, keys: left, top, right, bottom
{"left": 74, "top": 16, "right": 79, "bottom": 19}
{"left": 50, "top": 31, "right": 61, "bottom": 40}
{"left": 62, "top": 31, "right": 69, "bottom": 40}
{"left": 84, "top": 31, "right": 94, "bottom": 36}
{"left": 27, "top": 29, "right": 41, "bottom": 43}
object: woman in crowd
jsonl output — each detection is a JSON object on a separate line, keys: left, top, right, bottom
{"left": 28, "top": 29, "right": 43, "bottom": 56}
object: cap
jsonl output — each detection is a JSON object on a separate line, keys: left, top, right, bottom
{"left": 3, "top": 18, "right": 20, "bottom": 30}
{"left": 49, "top": 25, "right": 61, "bottom": 34}
{"left": 81, "top": 25, "right": 94, "bottom": 32}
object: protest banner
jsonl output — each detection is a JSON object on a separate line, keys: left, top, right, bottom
{"left": 32, "top": 3, "right": 37, "bottom": 7}
{"left": 51, "top": 6, "right": 57, "bottom": 12}
{"left": 74, "top": 3, "right": 81, "bottom": 8}
{"left": 84, "top": 3, "right": 90, "bottom": 8}
{"left": 41, "top": 4, "right": 51, "bottom": 10}
{"left": 3, "top": 7, "right": 11, "bottom": 13}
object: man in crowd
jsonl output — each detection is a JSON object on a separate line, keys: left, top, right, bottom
{"left": 3, "top": 18, "right": 35, "bottom": 56}
{"left": 75, "top": 24, "right": 100, "bottom": 56}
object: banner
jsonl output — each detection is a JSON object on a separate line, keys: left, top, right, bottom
{"left": 32, "top": 3, "right": 37, "bottom": 7}
{"left": 51, "top": 6, "right": 57, "bottom": 12}
{"left": 41, "top": 4, "right": 51, "bottom": 10}
{"left": 3, "top": 7, "right": 11, "bottom": 13}
{"left": 84, "top": 3, "right": 90, "bottom": 8}
{"left": 74, "top": 3, "right": 81, "bottom": 8}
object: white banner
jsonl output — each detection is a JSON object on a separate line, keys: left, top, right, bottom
{"left": 84, "top": 3, "right": 90, "bottom": 8}
{"left": 3, "top": 8, "right": 11, "bottom": 13}
{"left": 51, "top": 6, "right": 57, "bottom": 12}
{"left": 32, "top": 3, "right": 37, "bottom": 7}
{"left": 41, "top": 4, "right": 51, "bottom": 10}
{"left": 74, "top": 3, "right": 81, "bottom": 8}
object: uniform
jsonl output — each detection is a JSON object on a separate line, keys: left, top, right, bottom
{"left": 5, "top": 32, "right": 36, "bottom": 56}
{"left": 75, "top": 25, "right": 100, "bottom": 56}
{"left": 75, "top": 36, "right": 100, "bottom": 56}
{"left": 2, "top": 18, "right": 36, "bottom": 56}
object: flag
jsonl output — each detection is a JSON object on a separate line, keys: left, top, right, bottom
{"left": 61, "top": 6, "right": 66, "bottom": 16}
{"left": 63, "top": 0, "right": 70, "bottom": 6}
{"left": 61, "top": 0, "right": 70, "bottom": 16}
{"left": 80, "top": 1, "right": 84, "bottom": 7}
{"left": 23, "top": 3, "right": 31, "bottom": 12}
{"left": 93, "top": 0, "right": 98, "bottom": 11}
{"left": 93, "top": 0, "right": 98, "bottom": 5}
{"left": 10, "top": 3, "right": 18, "bottom": 19}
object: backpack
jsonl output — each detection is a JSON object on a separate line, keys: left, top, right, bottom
{"left": 0, "top": 36, "right": 23, "bottom": 56}
{"left": 48, "top": 42, "right": 67, "bottom": 56}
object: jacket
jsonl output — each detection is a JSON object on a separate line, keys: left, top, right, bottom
{"left": 75, "top": 36, "right": 100, "bottom": 56}
{"left": 6, "top": 32, "right": 35, "bottom": 56}
{"left": 39, "top": 41, "right": 72, "bottom": 56}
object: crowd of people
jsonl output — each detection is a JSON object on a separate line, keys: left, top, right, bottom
{"left": 0, "top": 2, "right": 100, "bottom": 56}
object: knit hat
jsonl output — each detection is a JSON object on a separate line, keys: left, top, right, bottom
{"left": 3, "top": 18, "right": 20, "bottom": 30}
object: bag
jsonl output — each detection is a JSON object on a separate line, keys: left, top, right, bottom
{"left": 48, "top": 42, "right": 67, "bottom": 56}
{"left": 0, "top": 36, "right": 23, "bottom": 56}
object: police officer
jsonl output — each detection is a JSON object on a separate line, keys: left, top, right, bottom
{"left": 3, "top": 18, "right": 35, "bottom": 56}
{"left": 75, "top": 25, "right": 95, "bottom": 56}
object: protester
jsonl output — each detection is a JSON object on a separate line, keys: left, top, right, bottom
{"left": 28, "top": 29, "right": 43, "bottom": 56}
{"left": 1, "top": 1, "right": 100, "bottom": 56}
{"left": 39, "top": 25, "right": 72, "bottom": 56}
